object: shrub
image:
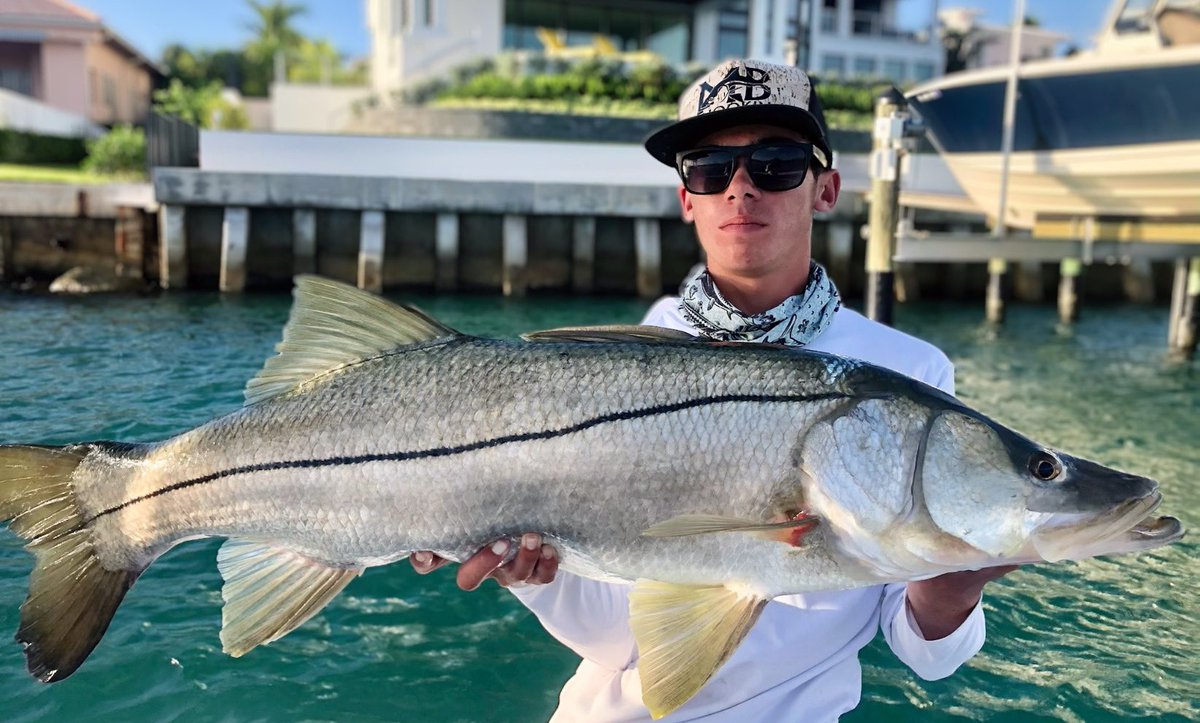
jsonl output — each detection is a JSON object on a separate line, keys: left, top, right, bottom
{"left": 0, "top": 129, "right": 88, "bottom": 164}
{"left": 82, "top": 125, "right": 146, "bottom": 178}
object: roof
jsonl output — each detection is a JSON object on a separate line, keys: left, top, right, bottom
{"left": 0, "top": 0, "right": 163, "bottom": 76}
{"left": 0, "top": 0, "right": 99, "bottom": 23}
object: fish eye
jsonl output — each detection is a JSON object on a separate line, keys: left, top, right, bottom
{"left": 1029, "top": 453, "right": 1062, "bottom": 481}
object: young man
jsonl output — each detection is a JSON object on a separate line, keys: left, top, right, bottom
{"left": 412, "top": 59, "right": 1014, "bottom": 720}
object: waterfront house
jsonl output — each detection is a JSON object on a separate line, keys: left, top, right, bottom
{"left": 365, "top": 0, "right": 945, "bottom": 91}
{"left": 0, "top": 0, "right": 162, "bottom": 130}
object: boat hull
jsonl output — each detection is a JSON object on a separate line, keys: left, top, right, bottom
{"left": 907, "top": 45, "right": 1200, "bottom": 226}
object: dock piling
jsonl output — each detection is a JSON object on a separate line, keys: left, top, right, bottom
{"left": 634, "top": 218, "right": 662, "bottom": 299}
{"left": 826, "top": 222, "right": 853, "bottom": 292}
{"left": 435, "top": 212, "right": 459, "bottom": 292}
{"left": 502, "top": 214, "right": 528, "bottom": 297}
{"left": 219, "top": 207, "right": 249, "bottom": 292}
{"left": 1057, "top": 258, "right": 1081, "bottom": 324}
{"left": 1122, "top": 257, "right": 1156, "bottom": 303}
{"left": 0, "top": 219, "right": 11, "bottom": 281}
{"left": 1169, "top": 257, "right": 1199, "bottom": 357}
{"left": 293, "top": 209, "right": 316, "bottom": 276}
{"left": 986, "top": 258, "right": 1007, "bottom": 324}
{"left": 865, "top": 88, "right": 908, "bottom": 325}
{"left": 159, "top": 205, "right": 188, "bottom": 290}
{"left": 358, "top": 210, "right": 384, "bottom": 292}
{"left": 572, "top": 216, "right": 596, "bottom": 294}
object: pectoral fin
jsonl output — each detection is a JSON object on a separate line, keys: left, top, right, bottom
{"left": 642, "top": 514, "right": 819, "bottom": 546}
{"left": 629, "top": 580, "right": 767, "bottom": 719}
{"left": 217, "top": 539, "right": 362, "bottom": 657}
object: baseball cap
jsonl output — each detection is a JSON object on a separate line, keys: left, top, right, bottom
{"left": 644, "top": 59, "right": 832, "bottom": 169}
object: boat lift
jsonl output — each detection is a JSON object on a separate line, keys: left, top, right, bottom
{"left": 865, "top": 90, "right": 1199, "bottom": 358}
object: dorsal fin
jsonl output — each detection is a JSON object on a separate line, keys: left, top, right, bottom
{"left": 521, "top": 325, "right": 698, "bottom": 344}
{"left": 245, "top": 276, "right": 460, "bottom": 405}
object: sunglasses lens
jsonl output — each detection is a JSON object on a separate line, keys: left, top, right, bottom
{"left": 748, "top": 145, "right": 810, "bottom": 191}
{"left": 679, "top": 150, "right": 735, "bottom": 194}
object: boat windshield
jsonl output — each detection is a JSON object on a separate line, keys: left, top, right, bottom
{"left": 1114, "top": 0, "right": 1157, "bottom": 33}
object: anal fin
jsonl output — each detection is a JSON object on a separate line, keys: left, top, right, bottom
{"left": 629, "top": 580, "right": 767, "bottom": 719}
{"left": 217, "top": 539, "right": 362, "bottom": 657}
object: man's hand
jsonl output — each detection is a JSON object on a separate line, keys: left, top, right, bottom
{"left": 905, "top": 565, "right": 1018, "bottom": 640}
{"left": 409, "top": 533, "right": 559, "bottom": 591}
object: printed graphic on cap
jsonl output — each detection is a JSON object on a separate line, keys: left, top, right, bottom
{"left": 697, "top": 64, "right": 772, "bottom": 113}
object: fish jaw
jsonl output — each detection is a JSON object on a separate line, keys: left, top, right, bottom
{"left": 1030, "top": 491, "right": 1186, "bottom": 562}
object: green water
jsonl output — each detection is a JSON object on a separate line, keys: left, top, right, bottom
{"left": 0, "top": 291, "right": 1195, "bottom": 722}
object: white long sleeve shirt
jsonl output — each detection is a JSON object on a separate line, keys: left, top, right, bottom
{"left": 511, "top": 299, "right": 986, "bottom": 722}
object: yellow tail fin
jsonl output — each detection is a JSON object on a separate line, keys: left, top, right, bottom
{"left": 1, "top": 443, "right": 142, "bottom": 682}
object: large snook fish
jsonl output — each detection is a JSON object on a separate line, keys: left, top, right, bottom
{"left": 0, "top": 277, "right": 1184, "bottom": 718}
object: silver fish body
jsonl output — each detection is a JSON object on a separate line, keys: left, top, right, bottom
{"left": 0, "top": 276, "right": 1183, "bottom": 717}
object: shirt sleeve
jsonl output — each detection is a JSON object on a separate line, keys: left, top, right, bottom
{"left": 508, "top": 572, "right": 638, "bottom": 671}
{"left": 879, "top": 582, "right": 986, "bottom": 681}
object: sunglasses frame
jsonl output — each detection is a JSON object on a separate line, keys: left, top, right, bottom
{"left": 674, "top": 141, "right": 829, "bottom": 196}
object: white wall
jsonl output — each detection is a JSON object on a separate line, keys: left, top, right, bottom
{"left": 270, "top": 83, "right": 376, "bottom": 133}
{"left": 0, "top": 87, "right": 103, "bottom": 137}
{"left": 366, "top": 0, "right": 503, "bottom": 93}
{"left": 197, "top": 130, "right": 962, "bottom": 200}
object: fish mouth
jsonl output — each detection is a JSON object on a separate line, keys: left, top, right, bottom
{"left": 1031, "top": 491, "right": 1185, "bottom": 562}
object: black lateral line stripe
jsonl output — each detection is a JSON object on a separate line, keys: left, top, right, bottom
{"left": 88, "top": 392, "right": 846, "bottom": 522}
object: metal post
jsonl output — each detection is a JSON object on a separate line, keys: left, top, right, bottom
{"left": 634, "top": 218, "right": 662, "bottom": 299}
{"left": 1057, "top": 258, "right": 1081, "bottom": 324}
{"left": 219, "top": 206, "right": 249, "bottom": 293}
{"left": 987, "top": 0, "right": 1027, "bottom": 325}
{"left": 865, "top": 88, "right": 907, "bottom": 325}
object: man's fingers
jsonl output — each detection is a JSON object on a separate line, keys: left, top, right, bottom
{"left": 529, "top": 544, "right": 559, "bottom": 584}
{"left": 410, "top": 551, "right": 450, "bottom": 575}
{"left": 456, "top": 538, "right": 511, "bottom": 591}
{"left": 494, "top": 534, "right": 543, "bottom": 587}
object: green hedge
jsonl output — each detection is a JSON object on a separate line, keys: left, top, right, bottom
{"left": 0, "top": 129, "right": 89, "bottom": 165}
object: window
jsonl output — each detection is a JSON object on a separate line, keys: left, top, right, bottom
{"left": 717, "top": 0, "right": 749, "bottom": 59}
{"left": 423, "top": 0, "right": 436, "bottom": 27}
{"left": 853, "top": 56, "right": 877, "bottom": 77}
{"left": 883, "top": 58, "right": 906, "bottom": 82}
{"left": 502, "top": 0, "right": 692, "bottom": 64}
{"left": 912, "top": 61, "right": 935, "bottom": 82}
{"left": 822, "top": 53, "right": 845, "bottom": 76}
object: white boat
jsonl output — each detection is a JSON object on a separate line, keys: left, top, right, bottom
{"left": 906, "top": 0, "right": 1200, "bottom": 229}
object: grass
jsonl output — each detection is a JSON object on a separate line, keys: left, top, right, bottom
{"left": 0, "top": 163, "right": 143, "bottom": 184}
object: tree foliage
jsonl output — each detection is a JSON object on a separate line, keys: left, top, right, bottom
{"left": 152, "top": 79, "right": 249, "bottom": 129}
{"left": 160, "top": 0, "right": 362, "bottom": 98}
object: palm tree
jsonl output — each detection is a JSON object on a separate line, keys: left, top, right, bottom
{"left": 244, "top": 0, "right": 307, "bottom": 84}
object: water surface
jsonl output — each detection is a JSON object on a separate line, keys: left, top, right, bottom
{"left": 0, "top": 291, "right": 1194, "bottom": 722}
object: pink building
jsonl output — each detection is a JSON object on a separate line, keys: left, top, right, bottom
{"left": 0, "top": 0, "right": 161, "bottom": 126}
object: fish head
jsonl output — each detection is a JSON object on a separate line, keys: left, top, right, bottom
{"left": 919, "top": 409, "right": 1184, "bottom": 565}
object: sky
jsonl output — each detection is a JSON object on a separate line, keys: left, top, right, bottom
{"left": 80, "top": 0, "right": 1119, "bottom": 65}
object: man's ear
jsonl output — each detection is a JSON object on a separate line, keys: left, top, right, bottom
{"left": 813, "top": 169, "right": 841, "bottom": 213}
{"left": 678, "top": 185, "right": 695, "bottom": 223}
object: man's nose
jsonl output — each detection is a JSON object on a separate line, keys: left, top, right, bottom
{"left": 725, "top": 160, "right": 759, "bottom": 199}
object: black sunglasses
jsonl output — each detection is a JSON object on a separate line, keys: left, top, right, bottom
{"left": 675, "top": 142, "right": 828, "bottom": 195}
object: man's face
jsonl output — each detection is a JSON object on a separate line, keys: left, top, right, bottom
{"left": 677, "top": 124, "right": 840, "bottom": 296}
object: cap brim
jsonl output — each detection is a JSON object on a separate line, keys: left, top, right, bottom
{"left": 643, "top": 105, "right": 831, "bottom": 168}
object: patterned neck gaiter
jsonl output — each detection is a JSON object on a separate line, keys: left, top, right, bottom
{"left": 677, "top": 262, "right": 841, "bottom": 345}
